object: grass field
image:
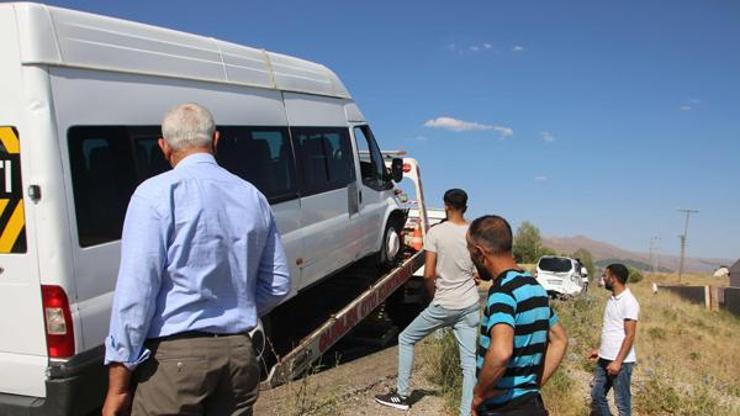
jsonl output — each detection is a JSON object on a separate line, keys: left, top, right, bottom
{"left": 422, "top": 273, "right": 740, "bottom": 415}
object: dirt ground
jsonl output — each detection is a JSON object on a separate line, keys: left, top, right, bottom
{"left": 254, "top": 344, "right": 448, "bottom": 416}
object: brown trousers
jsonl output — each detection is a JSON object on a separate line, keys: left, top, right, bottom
{"left": 131, "top": 333, "right": 260, "bottom": 416}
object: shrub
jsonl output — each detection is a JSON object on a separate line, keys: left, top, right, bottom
{"left": 513, "top": 221, "right": 542, "bottom": 263}
{"left": 628, "top": 267, "right": 644, "bottom": 283}
{"left": 571, "top": 248, "right": 595, "bottom": 278}
{"left": 635, "top": 374, "right": 682, "bottom": 414}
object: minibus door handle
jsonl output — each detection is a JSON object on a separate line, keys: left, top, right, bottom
{"left": 358, "top": 190, "right": 363, "bottom": 204}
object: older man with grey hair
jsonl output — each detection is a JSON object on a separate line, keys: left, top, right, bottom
{"left": 102, "top": 103, "right": 291, "bottom": 416}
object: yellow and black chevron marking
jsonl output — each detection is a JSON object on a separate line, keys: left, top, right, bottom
{"left": 0, "top": 126, "right": 26, "bottom": 254}
{"left": 0, "top": 127, "right": 20, "bottom": 154}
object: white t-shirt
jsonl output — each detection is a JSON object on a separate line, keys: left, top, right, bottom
{"left": 598, "top": 288, "right": 640, "bottom": 363}
{"left": 423, "top": 221, "right": 479, "bottom": 310}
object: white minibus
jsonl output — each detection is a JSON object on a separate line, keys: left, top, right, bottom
{"left": 0, "top": 3, "right": 407, "bottom": 414}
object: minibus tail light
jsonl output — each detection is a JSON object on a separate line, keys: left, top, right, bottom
{"left": 402, "top": 163, "right": 411, "bottom": 173}
{"left": 41, "top": 285, "right": 75, "bottom": 358}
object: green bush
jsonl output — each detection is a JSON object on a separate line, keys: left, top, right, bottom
{"left": 571, "top": 248, "right": 595, "bottom": 279}
{"left": 635, "top": 374, "right": 682, "bottom": 414}
{"left": 538, "top": 246, "right": 558, "bottom": 257}
{"left": 628, "top": 267, "right": 644, "bottom": 283}
{"left": 512, "top": 221, "right": 542, "bottom": 263}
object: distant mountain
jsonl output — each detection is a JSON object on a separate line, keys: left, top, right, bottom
{"left": 594, "top": 258, "right": 672, "bottom": 273}
{"left": 542, "top": 235, "right": 734, "bottom": 273}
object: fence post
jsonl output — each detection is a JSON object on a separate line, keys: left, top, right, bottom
{"left": 704, "top": 285, "right": 711, "bottom": 311}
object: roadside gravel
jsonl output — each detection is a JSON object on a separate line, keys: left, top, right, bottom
{"left": 254, "top": 344, "right": 448, "bottom": 416}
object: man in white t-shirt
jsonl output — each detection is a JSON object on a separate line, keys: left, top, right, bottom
{"left": 588, "top": 263, "right": 639, "bottom": 416}
{"left": 375, "top": 189, "right": 480, "bottom": 416}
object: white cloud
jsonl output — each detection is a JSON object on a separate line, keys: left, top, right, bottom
{"left": 494, "top": 126, "right": 514, "bottom": 138}
{"left": 423, "top": 116, "right": 513, "bottom": 137}
{"left": 680, "top": 98, "right": 702, "bottom": 111}
{"left": 512, "top": 45, "right": 526, "bottom": 52}
{"left": 424, "top": 116, "right": 492, "bottom": 131}
{"left": 541, "top": 131, "right": 556, "bottom": 142}
{"left": 448, "top": 42, "right": 494, "bottom": 55}
{"left": 535, "top": 176, "right": 548, "bottom": 181}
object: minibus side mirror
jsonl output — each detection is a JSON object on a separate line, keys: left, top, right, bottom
{"left": 390, "top": 158, "right": 403, "bottom": 183}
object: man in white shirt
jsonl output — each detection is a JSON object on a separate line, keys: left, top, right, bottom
{"left": 375, "top": 189, "right": 480, "bottom": 416}
{"left": 588, "top": 263, "right": 639, "bottom": 416}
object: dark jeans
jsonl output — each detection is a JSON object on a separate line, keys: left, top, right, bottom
{"left": 591, "top": 358, "right": 634, "bottom": 416}
{"left": 477, "top": 393, "right": 548, "bottom": 416}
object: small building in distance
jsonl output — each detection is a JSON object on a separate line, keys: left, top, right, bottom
{"left": 730, "top": 260, "right": 740, "bottom": 287}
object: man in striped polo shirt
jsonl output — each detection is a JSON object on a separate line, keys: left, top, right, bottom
{"left": 466, "top": 215, "right": 568, "bottom": 416}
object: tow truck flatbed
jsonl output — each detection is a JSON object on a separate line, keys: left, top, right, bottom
{"left": 264, "top": 251, "right": 424, "bottom": 387}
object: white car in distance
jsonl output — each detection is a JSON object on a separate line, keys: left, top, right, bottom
{"left": 535, "top": 256, "right": 586, "bottom": 298}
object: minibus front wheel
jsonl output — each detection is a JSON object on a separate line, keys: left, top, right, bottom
{"left": 378, "top": 220, "right": 402, "bottom": 269}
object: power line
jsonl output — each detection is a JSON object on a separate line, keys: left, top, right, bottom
{"left": 677, "top": 208, "right": 699, "bottom": 282}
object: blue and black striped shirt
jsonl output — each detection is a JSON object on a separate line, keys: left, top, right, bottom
{"left": 477, "top": 269, "right": 559, "bottom": 409}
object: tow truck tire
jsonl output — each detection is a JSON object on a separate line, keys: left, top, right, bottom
{"left": 378, "top": 220, "right": 402, "bottom": 269}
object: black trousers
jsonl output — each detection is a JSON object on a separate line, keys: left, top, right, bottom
{"left": 478, "top": 393, "right": 548, "bottom": 416}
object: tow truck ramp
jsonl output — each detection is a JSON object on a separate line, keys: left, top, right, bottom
{"left": 264, "top": 251, "right": 424, "bottom": 387}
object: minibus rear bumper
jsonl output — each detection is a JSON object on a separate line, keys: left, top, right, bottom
{"left": 0, "top": 346, "right": 106, "bottom": 416}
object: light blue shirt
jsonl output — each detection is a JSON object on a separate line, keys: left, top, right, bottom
{"left": 104, "top": 153, "right": 291, "bottom": 367}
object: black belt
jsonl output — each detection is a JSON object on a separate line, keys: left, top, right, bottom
{"left": 152, "top": 330, "right": 248, "bottom": 342}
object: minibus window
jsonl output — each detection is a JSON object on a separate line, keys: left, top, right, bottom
{"left": 68, "top": 126, "right": 159, "bottom": 247}
{"left": 133, "top": 136, "right": 169, "bottom": 178}
{"left": 69, "top": 125, "right": 297, "bottom": 247}
{"left": 353, "top": 125, "right": 388, "bottom": 191}
{"left": 291, "top": 127, "right": 354, "bottom": 196}
{"left": 217, "top": 126, "right": 298, "bottom": 203}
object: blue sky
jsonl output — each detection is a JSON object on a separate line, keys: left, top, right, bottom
{"left": 44, "top": 0, "right": 740, "bottom": 259}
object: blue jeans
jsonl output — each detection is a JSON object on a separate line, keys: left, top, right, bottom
{"left": 397, "top": 302, "right": 480, "bottom": 416}
{"left": 591, "top": 358, "right": 634, "bottom": 416}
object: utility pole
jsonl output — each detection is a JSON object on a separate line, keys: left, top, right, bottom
{"left": 649, "top": 236, "right": 660, "bottom": 275}
{"left": 677, "top": 209, "right": 699, "bottom": 282}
